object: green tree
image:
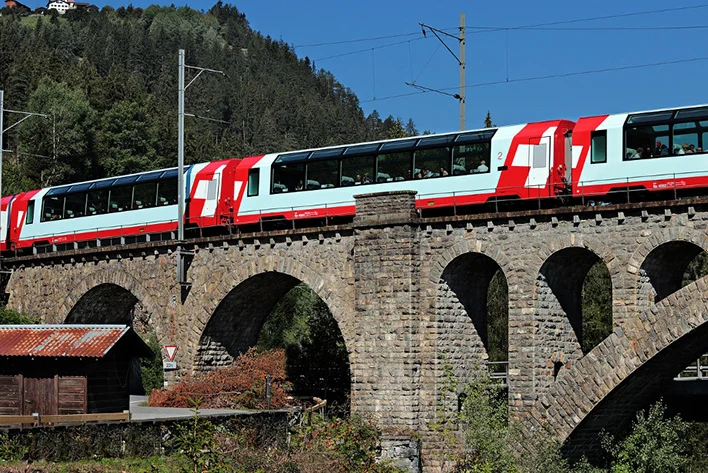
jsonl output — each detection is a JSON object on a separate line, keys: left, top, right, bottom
{"left": 140, "top": 331, "right": 164, "bottom": 394}
{"left": 95, "top": 98, "right": 160, "bottom": 176}
{"left": 604, "top": 401, "right": 690, "bottom": 473}
{"left": 18, "top": 77, "right": 96, "bottom": 188}
{"left": 258, "top": 284, "right": 350, "bottom": 408}
{"left": 581, "top": 262, "right": 613, "bottom": 353}
{"left": 484, "top": 111, "right": 496, "bottom": 128}
{"left": 0, "top": 305, "right": 38, "bottom": 324}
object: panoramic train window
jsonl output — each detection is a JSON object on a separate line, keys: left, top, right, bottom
{"left": 307, "top": 160, "right": 339, "bottom": 189}
{"left": 64, "top": 193, "right": 86, "bottom": 219}
{"left": 109, "top": 186, "right": 133, "bottom": 212}
{"left": 247, "top": 168, "right": 259, "bottom": 196}
{"left": 414, "top": 146, "right": 451, "bottom": 178}
{"left": 341, "top": 155, "right": 374, "bottom": 186}
{"left": 591, "top": 131, "right": 607, "bottom": 163}
{"left": 272, "top": 162, "right": 306, "bottom": 193}
{"left": 376, "top": 152, "right": 412, "bottom": 182}
{"left": 133, "top": 181, "right": 157, "bottom": 209}
{"left": 87, "top": 189, "right": 108, "bottom": 215}
{"left": 625, "top": 124, "right": 668, "bottom": 160}
{"left": 157, "top": 178, "right": 178, "bottom": 206}
{"left": 452, "top": 142, "right": 491, "bottom": 174}
{"left": 42, "top": 195, "right": 64, "bottom": 221}
{"left": 673, "top": 122, "right": 699, "bottom": 155}
{"left": 25, "top": 201, "right": 34, "bottom": 225}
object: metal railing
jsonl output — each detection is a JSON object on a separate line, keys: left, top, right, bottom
{"left": 486, "top": 361, "right": 509, "bottom": 386}
{"left": 674, "top": 355, "right": 708, "bottom": 381}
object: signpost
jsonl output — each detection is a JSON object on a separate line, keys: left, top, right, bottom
{"left": 163, "top": 345, "right": 178, "bottom": 371}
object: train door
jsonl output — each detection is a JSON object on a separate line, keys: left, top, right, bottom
{"left": 527, "top": 136, "right": 552, "bottom": 197}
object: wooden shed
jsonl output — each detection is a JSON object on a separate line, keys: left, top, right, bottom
{"left": 0, "top": 325, "right": 153, "bottom": 416}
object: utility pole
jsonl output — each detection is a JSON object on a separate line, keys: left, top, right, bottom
{"left": 459, "top": 12, "right": 466, "bottom": 131}
{"left": 0, "top": 90, "right": 48, "bottom": 245}
{"left": 409, "top": 13, "right": 467, "bottom": 131}
{"left": 176, "top": 50, "right": 225, "bottom": 286}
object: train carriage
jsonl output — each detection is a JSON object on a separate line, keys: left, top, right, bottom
{"left": 4, "top": 103, "right": 708, "bottom": 255}
{"left": 572, "top": 104, "right": 708, "bottom": 198}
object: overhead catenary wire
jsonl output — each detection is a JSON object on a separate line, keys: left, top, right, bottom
{"left": 297, "top": 3, "right": 708, "bottom": 51}
{"left": 361, "top": 55, "right": 708, "bottom": 103}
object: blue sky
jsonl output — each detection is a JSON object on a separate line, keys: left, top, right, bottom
{"left": 55, "top": 1, "right": 708, "bottom": 133}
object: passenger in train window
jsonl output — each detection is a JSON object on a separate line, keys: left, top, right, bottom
{"left": 363, "top": 174, "right": 372, "bottom": 184}
{"left": 698, "top": 148, "right": 704, "bottom": 153}
{"left": 440, "top": 167, "right": 449, "bottom": 177}
{"left": 688, "top": 144, "right": 696, "bottom": 154}
{"left": 660, "top": 145, "right": 669, "bottom": 156}
{"left": 295, "top": 180, "right": 304, "bottom": 191}
{"left": 476, "top": 160, "right": 489, "bottom": 173}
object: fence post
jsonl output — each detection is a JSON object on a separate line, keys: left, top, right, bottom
{"left": 673, "top": 173, "right": 678, "bottom": 201}
{"left": 265, "top": 375, "right": 272, "bottom": 410}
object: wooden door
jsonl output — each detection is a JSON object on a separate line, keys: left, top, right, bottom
{"left": 22, "top": 377, "right": 56, "bottom": 415}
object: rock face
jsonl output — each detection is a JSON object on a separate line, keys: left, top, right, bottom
{"left": 6, "top": 192, "right": 708, "bottom": 472}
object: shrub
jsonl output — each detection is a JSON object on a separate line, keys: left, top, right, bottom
{"left": 292, "top": 414, "right": 403, "bottom": 473}
{"left": 148, "top": 347, "right": 291, "bottom": 409}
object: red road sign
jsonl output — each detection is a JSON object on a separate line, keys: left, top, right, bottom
{"left": 164, "top": 345, "right": 178, "bottom": 362}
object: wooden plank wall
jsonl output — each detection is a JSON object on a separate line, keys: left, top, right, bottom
{"left": 0, "top": 375, "right": 22, "bottom": 415}
{"left": 57, "top": 377, "right": 87, "bottom": 415}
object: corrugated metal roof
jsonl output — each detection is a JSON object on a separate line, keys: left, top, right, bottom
{"left": 0, "top": 325, "right": 132, "bottom": 358}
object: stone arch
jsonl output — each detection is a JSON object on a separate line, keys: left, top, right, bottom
{"left": 427, "top": 238, "right": 513, "bottom": 398}
{"left": 529, "top": 276, "right": 708, "bottom": 460}
{"left": 59, "top": 268, "right": 163, "bottom": 332}
{"left": 186, "top": 250, "right": 354, "bottom": 373}
{"left": 625, "top": 228, "right": 708, "bottom": 320}
{"left": 532, "top": 240, "right": 615, "bottom": 397}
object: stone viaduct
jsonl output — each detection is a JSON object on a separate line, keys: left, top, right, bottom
{"left": 3, "top": 190, "right": 708, "bottom": 471}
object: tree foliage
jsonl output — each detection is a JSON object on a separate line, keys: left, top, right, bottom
{"left": 0, "top": 5, "right": 417, "bottom": 194}
{"left": 0, "top": 305, "right": 38, "bottom": 324}
{"left": 258, "top": 284, "right": 351, "bottom": 408}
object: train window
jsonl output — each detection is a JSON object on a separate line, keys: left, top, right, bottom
{"left": 626, "top": 111, "right": 673, "bottom": 124}
{"left": 310, "top": 148, "right": 343, "bottom": 160}
{"left": 414, "top": 147, "right": 451, "bottom": 178}
{"left": 87, "top": 189, "right": 108, "bottom": 215}
{"left": 272, "top": 162, "right": 305, "bottom": 193}
{"left": 25, "top": 201, "right": 34, "bottom": 225}
{"left": 591, "top": 131, "right": 607, "bottom": 164}
{"left": 133, "top": 181, "right": 157, "bottom": 209}
{"left": 376, "top": 152, "right": 413, "bottom": 182}
{"left": 248, "top": 169, "right": 260, "bottom": 196}
{"left": 307, "top": 160, "right": 339, "bottom": 189}
{"left": 673, "top": 122, "right": 699, "bottom": 154}
{"left": 625, "top": 124, "right": 668, "bottom": 159}
{"left": 343, "top": 143, "right": 380, "bottom": 157}
{"left": 157, "top": 179, "right": 178, "bottom": 206}
{"left": 41, "top": 196, "right": 64, "bottom": 222}
{"left": 380, "top": 139, "right": 416, "bottom": 152}
{"left": 109, "top": 186, "right": 132, "bottom": 213}
{"left": 452, "top": 142, "right": 491, "bottom": 174}
{"left": 64, "top": 193, "right": 86, "bottom": 219}
{"left": 675, "top": 108, "right": 708, "bottom": 120}
{"left": 341, "top": 155, "right": 374, "bottom": 186}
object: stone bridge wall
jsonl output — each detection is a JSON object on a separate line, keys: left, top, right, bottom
{"left": 5, "top": 193, "right": 708, "bottom": 471}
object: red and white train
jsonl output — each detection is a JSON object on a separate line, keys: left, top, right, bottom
{"left": 2, "top": 103, "right": 707, "bottom": 254}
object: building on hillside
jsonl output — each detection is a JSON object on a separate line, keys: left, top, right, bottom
{"left": 4, "top": 0, "right": 31, "bottom": 12}
{"left": 47, "top": 0, "right": 97, "bottom": 14}
{"left": 0, "top": 325, "right": 153, "bottom": 416}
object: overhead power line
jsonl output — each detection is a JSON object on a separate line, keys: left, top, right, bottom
{"left": 361, "top": 55, "right": 708, "bottom": 103}
{"left": 299, "top": 3, "right": 708, "bottom": 52}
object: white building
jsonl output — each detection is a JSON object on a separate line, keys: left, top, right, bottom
{"left": 47, "top": 0, "right": 72, "bottom": 13}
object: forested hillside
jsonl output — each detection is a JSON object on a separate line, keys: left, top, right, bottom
{"left": 0, "top": 2, "right": 417, "bottom": 194}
